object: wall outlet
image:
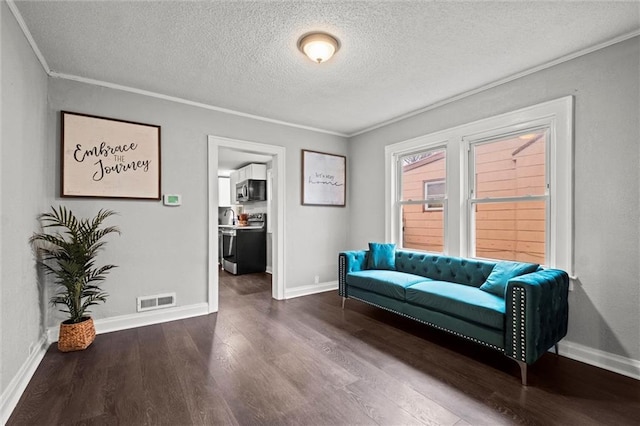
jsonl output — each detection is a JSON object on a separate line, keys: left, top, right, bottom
{"left": 314, "top": 275, "right": 319, "bottom": 284}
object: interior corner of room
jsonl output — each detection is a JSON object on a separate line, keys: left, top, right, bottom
{"left": 2, "top": 0, "right": 639, "bottom": 423}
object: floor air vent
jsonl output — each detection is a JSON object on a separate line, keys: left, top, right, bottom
{"left": 137, "top": 293, "right": 176, "bottom": 312}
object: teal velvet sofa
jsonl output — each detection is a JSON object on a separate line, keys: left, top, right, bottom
{"left": 338, "top": 248, "right": 569, "bottom": 385}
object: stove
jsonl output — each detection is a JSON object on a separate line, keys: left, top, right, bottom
{"left": 222, "top": 213, "right": 267, "bottom": 275}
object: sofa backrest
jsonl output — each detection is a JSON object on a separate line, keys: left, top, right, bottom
{"left": 394, "top": 250, "right": 496, "bottom": 287}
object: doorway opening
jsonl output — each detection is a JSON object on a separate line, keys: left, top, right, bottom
{"left": 207, "top": 135, "right": 286, "bottom": 312}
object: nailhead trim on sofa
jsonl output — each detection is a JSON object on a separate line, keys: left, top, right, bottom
{"left": 338, "top": 254, "right": 347, "bottom": 297}
{"left": 509, "top": 286, "right": 527, "bottom": 362}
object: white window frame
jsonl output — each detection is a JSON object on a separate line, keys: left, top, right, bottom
{"left": 466, "top": 128, "right": 550, "bottom": 263}
{"left": 388, "top": 143, "right": 449, "bottom": 252}
{"left": 385, "top": 96, "right": 573, "bottom": 272}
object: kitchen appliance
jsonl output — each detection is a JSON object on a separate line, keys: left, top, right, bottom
{"left": 236, "top": 179, "right": 266, "bottom": 202}
{"left": 222, "top": 213, "right": 267, "bottom": 275}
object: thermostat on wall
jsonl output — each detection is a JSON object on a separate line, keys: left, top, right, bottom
{"left": 163, "top": 194, "right": 182, "bottom": 206}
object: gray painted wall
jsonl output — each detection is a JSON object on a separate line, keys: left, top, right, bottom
{"left": 45, "top": 78, "right": 349, "bottom": 327}
{"left": 2, "top": 1, "right": 350, "bottom": 400}
{"left": 3, "top": 0, "right": 638, "bottom": 408}
{"left": 1, "top": 1, "right": 51, "bottom": 393}
{"left": 348, "top": 37, "right": 640, "bottom": 362}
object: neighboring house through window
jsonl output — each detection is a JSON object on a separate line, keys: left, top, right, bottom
{"left": 398, "top": 148, "right": 446, "bottom": 253}
{"left": 424, "top": 179, "right": 445, "bottom": 211}
{"left": 468, "top": 130, "right": 547, "bottom": 264}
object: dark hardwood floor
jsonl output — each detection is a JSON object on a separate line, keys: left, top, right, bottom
{"left": 8, "top": 271, "right": 640, "bottom": 425}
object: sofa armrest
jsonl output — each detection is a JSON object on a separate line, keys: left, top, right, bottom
{"left": 505, "top": 269, "right": 569, "bottom": 364}
{"left": 338, "top": 250, "right": 368, "bottom": 297}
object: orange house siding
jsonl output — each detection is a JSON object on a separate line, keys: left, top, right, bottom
{"left": 402, "top": 154, "right": 445, "bottom": 252}
{"left": 402, "top": 135, "right": 546, "bottom": 264}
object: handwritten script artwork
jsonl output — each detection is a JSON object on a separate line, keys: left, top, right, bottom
{"left": 302, "top": 150, "right": 346, "bottom": 206}
{"left": 61, "top": 112, "right": 161, "bottom": 199}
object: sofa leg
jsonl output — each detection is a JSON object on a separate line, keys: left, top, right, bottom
{"left": 516, "top": 360, "right": 528, "bottom": 386}
{"left": 341, "top": 297, "right": 346, "bottom": 309}
{"left": 554, "top": 343, "right": 559, "bottom": 356}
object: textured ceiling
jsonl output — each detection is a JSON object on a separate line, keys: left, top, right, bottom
{"left": 12, "top": 1, "right": 640, "bottom": 136}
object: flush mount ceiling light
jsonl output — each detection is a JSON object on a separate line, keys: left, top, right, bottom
{"left": 298, "top": 32, "right": 340, "bottom": 63}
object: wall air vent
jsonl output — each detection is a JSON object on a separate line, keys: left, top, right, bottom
{"left": 136, "top": 293, "right": 176, "bottom": 312}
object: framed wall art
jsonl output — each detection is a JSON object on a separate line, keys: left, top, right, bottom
{"left": 61, "top": 111, "right": 161, "bottom": 199}
{"left": 301, "top": 149, "right": 346, "bottom": 206}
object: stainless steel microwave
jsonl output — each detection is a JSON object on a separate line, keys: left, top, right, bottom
{"left": 236, "top": 179, "right": 266, "bottom": 202}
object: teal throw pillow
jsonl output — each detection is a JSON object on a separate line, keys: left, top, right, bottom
{"left": 479, "top": 261, "right": 539, "bottom": 296}
{"left": 367, "top": 243, "right": 396, "bottom": 270}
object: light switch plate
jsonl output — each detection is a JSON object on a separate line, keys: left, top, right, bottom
{"left": 163, "top": 194, "right": 181, "bottom": 206}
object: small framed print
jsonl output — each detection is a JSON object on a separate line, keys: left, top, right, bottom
{"left": 61, "top": 111, "right": 161, "bottom": 199}
{"left": 301, "top": 149, "right": 346, "bottom": 207}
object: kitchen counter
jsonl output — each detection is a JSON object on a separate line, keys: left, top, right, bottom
{"left": 219, "top": 224, "right": 264, "bottom": 230}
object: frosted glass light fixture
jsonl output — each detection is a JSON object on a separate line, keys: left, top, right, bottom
{"left": 298, "top": 32, "right": 340, "bottom": 63}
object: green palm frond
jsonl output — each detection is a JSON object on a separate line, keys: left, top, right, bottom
{"left": 31, "top": 206, "right": 120, "bottom": 324}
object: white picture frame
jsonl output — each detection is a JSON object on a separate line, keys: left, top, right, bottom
{"left": 301, "top": 149, "right": 346, "bottom": 207}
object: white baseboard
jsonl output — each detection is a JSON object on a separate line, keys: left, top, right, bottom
{"left": 558, "top": 340, "right": 640, "bottom": 381}
{"left": 265, "top": 266, "right": 273, "bottom": 274}
{"left": 47, "top": 302, "right": 209, "bottom": 343}
{"left": 0, "top": 335, "right": 48, "bottom": 425}
{"left": 284, "top": 280, "right": 338, "bottom": 299}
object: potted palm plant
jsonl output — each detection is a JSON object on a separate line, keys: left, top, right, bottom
{"left": 30, "top": 206, "right": 120, "bottom": 352}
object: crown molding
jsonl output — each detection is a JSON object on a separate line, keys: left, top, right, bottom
{"left": 348, "top": 29, "right": 640, "bottom": 137}
{"left": 6, "top": 1, "right": 347, "bottom": 137}
{"left": 7, "top": 0, "right": 638, "bottom": 139}
{"left": 6, "top": 0, "right": 50, "bottom": 74}
{"left": 48, "top": 71, "right": 349, "bottom": 137}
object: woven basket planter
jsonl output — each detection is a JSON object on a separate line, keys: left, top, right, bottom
{"left": 58, "top": 317, "right": 96, "bottom": 352}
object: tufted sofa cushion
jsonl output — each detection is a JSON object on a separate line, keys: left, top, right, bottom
{"left": 406, "top": 281, "right": 506, "bottom": 330}
{"left": 347, "top": 270, "right": 430, "bottom": 300}
{"left": 395, "top": 250, "right": 496, "bottom": 287}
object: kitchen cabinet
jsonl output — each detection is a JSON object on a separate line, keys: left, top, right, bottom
{"left": 248, "top": 163, "right": 267, "bottom": 180}
{"left": 236, "top": 167, "right": 247, "bottom": 183}
{"left": 236, "top": 163, "right": 266, "bottom": 182}
{"left": 229, "top": 171, "right": 238, "bottom": 204}
{"left": 230, "top": 164, "right": 266, "bottom": 204}
{"left": 218, "top": 176, "right": 231, "bottom": 207}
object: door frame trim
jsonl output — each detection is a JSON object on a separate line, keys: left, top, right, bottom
{"left": 207, "top": 135, "right": 286, "bottom": 312}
